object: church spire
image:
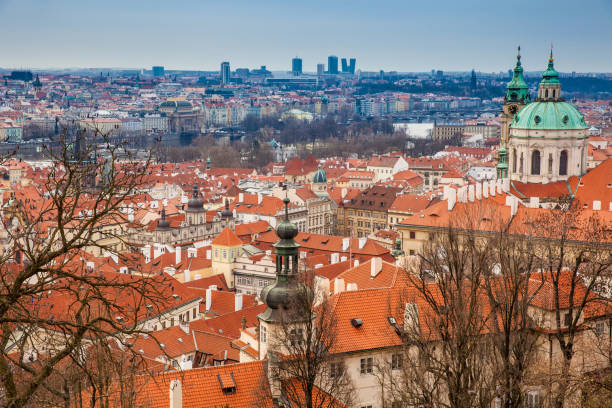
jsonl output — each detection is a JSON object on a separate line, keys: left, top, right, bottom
{"left": 505, "top": 45, "right": 530, "bottom": 104}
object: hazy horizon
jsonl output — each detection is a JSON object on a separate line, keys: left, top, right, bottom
{"left": 1, "top": 0, "right": 610, "bottom": 73}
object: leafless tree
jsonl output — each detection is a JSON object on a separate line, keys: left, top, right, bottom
{"left": 0, "top": 127, "right": 170, "bottom": 408}
{"left": 525, "top": 197, "right": 612, "bottom": 408}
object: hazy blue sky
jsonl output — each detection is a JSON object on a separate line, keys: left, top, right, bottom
{"left": 1, "top": 0, "right": 610, "bottom": 72}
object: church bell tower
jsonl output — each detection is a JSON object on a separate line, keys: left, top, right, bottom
{"left": 501, "top": 47, "right": 531, "bottom": 145}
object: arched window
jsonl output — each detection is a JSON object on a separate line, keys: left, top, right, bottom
{"left": 531, "top": 150, "right": 541, "bottom": 175}
{"left": 545, "top": 89, "right": 549, "bottom": 98}
{"left": 559, "top": 150, "right": 568, "bottom": 176}
{"left": 512, "top": 149, "right": 517, "bottom": 173}
{"left": 552, "top": 90, "right": 556, "bottom": 98}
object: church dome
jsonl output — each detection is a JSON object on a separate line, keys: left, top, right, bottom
{"left": 510, "top": 101, "right": 587, "bottom": 132}
{"left": 312, "top": 165, "right": 327, "bottom": 184}
{"left": 186, "top": 184, "right": 204, "bottom": 211}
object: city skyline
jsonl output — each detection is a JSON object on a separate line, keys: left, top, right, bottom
{"left": 0, "top": 0, "right": 611, "bottom": 72}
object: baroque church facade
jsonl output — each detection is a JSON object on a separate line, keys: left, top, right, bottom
{"left": 499, "top": 48, "right": 589, "bottom": 184}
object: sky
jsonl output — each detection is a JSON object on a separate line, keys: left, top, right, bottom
{"left": 0, "top": 0, "right": 611, "bottom": 73}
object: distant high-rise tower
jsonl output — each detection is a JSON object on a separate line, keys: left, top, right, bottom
{"left": 349, "top": 58, "right": 356, "bottom": 74}
{"left": 327, "top": 56, "right": 339, "bottom": 74}
{"left": 152, "top": 66, "right": 165, "bottom": 77}
{"left": 317, "top": 63, "right": 325, "bottom": 76}
{"left": 220, "top": 61, "right": 231, "bottom": 85}
{"left": 471, "top": 69, "right": 477, "bottom": 90}
{"left": 292, "top": 57, "right": 303, "bottom": 76}
{"left": 341, "top": 58, "right": 348, "bottom": 73}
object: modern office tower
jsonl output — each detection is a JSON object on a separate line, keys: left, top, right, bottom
{"left": 152, "top": 66, "right": 165, "bottom": 77}
{"left": 341, "top": 58, "right": 348, "bottom": 73}
{"left": 220, "top": 61, "right": 230, "bottom": 85}
{"left": 327, "top": 55, "right": 339, "bottom": 74}
{"left": 349, "top": 58, "right": 356, "bottom": 74}
{"left": 292, "top": 57, "right": 303, "bottom": 76}
{"left": 317, "top": 63, "right": 325, "bottom": 76}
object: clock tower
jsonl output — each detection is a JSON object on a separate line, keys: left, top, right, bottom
{"left": 501, "top": 47, "right": 531, "bottom": 145}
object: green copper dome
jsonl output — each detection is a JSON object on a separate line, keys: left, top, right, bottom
{"left": 312, "top": 164, "right": 327, "bottom": 184}
{"left": 511, "top": 101, "right": 587, "bottom": 131}
{"left": 505, "top": 48, "right": 531, "bottom": 103}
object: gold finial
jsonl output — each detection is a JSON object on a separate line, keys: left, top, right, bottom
{"left": 549, "top": 43, "right": 554, "bottom": 62}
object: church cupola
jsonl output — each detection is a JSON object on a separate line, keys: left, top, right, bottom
{"left": 186, "top": 184, "right": 204, "bottom": 212}
{"left": 258, "top": 198, "right": 309, "bottom": 324}
{"left": 537, "top": 46, "right": 562, "bottom": 101}
{"left": 505, "top": 46, "right": 530, "bottom": 105}
{"left": 157, "top": 208, "right": 171, "bottom": 230}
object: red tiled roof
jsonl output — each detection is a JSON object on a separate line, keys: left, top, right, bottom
{"left": 211, "top": 227, "right": 243, "bottom": 247}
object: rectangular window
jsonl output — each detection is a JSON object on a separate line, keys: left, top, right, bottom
{"left": 330, "top": 361, "right": 344, "bottom": 378}
{"left": 261, "top": 326, "right": 267, "bottom": 343}
{"left": 595, "top": 321, "right": 605, "bottom": 338}
{"left": 564, "top": 312, "right": 571, "bottom": 326}
{"left": 193, "top": 308, "right": 197, "bottom": 319}
{"left": 360, "top": 357, "right": 373, "bottom": 374}
{"left": 290, "top": 328, "right": 304, "bottom": 347}
{"left": 391, "top": 353, "right": 403, "bottom": 370}
{"left": 410, "top": 231, "right": 416, "bottom": 239}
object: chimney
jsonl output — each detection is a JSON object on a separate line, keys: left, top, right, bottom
{"left": 529, "top": 196, "right": 540, "bottom": 208}
{"left": 482, "top": 181, "right": 489, "bottom": 199}
{"left": 475, "top": 182, "right": 482, "bottom": 200}
{"left": 257, "top": 193, "right": 263, "bottom": 205}
{"left": 169, "top": 380, "right": 182, "bottom": 408}
{"left": 238, "top": 193, "right": 244, "bottom": 203}
{"left": 175, "top": 246, "right": 182, "bottom": 265}
{"left": 496, "top": 179, "right": 503, "bottom": 194}
{"left": 457, "top": 186, "right": 467, "bottom": 203}
{"left": 206, "top": 249, "right": 211, "bottom": 259}
{"left": 447, "top": 187, "right": 456, "bottom": 211}
{"left": 331, "top": 253, "right": 340, "bottom": 264}
{"left": 443, "top": 185, "right": 450, "bottom": 200}
{"left": 358, "top": 237, "right": 367, "bottom": 249}
{"left": 403, "top": 302, "right": 419, "bottom": 333}
{"left": 342, "top": 238, "right": 350, "bottom": 251}
{"left": 593, "top": 200, "right": 601, "bottom": 211}
{"left": 206, "top": 288, "right": 212, "bottom": 312}
{"left": 235, "top": 293, "right": 243, "bottom": 312}
{"left": 179, "top": 319, "right": 189, "bottom": 334}
{"left": 353, "top": 259, "right": 359, "bottom": 267}
{"left": 143, "top": 245, "right": 152, "bottom": 263}
{"left": 502, "top": 177, "right": 510, "bottom": 193}
{"left": 467, "top": 185, "right": 475, "bottom": 202}
{"left": 340, "top": 256, "right": 347, "bottom": 262}
{"left": 370, "top": 257, "right": 382, "bottom": 278}
{"left": 490, "top": 181, "right": 496, "bottom": 197}
{"left": 184, "top": 269, "right": 191, "bottom": 282}
{"left": 334, "top": 277, "right": 345, "bottom": 294}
